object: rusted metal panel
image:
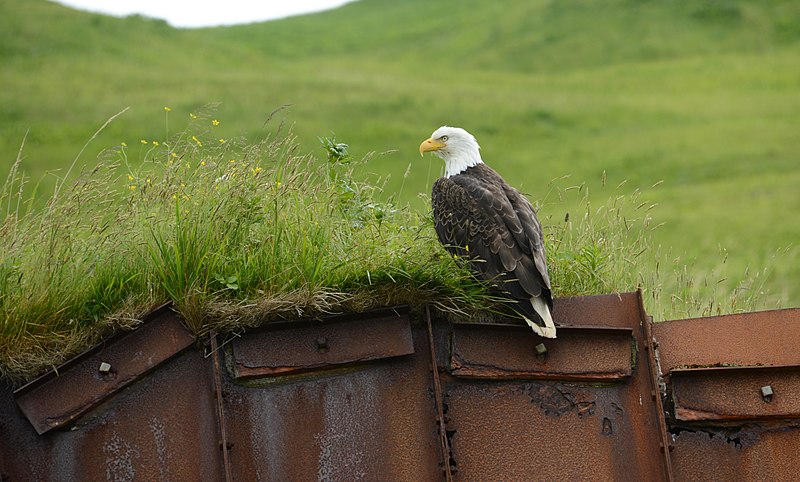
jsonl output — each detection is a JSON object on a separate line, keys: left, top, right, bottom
{"left": 451, "top": 324, "right": 633, "bottom": 381}
{"left": 653, "top": 308, "right": 800, "bottom": 377}
{"left": 445, "top": 381, "right": 648, "bottom": 481}
{"left": 13, "top": 303, "right": 195, "bottom": 434}
{"left": 0, "top": 348, "right": 224, "bottom": 481}
{"left": 443, "top": 292, "right": 673, "bottom": 481}
{"left": 232, "top": 306, "right": 413, "bottom": 380}
{"left": 221, "top": 324, "right": 443, "bottom": 481}
{"left": 552, "top": 292, "right": 640, "bottom": 329}
{"left": 655, "top": 307, "right": 800, "bottom": 479}
{"left": 670, "top": 424, "right": 800, "bottom": 481}
{"left": 671, "top": 366, "right": 800, "bottom": 422}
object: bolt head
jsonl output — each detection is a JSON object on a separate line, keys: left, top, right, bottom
{"left": 534, "top": 343, "right": 547, "bottom": 356}
{"left": 98, "top": 362, "right": 112, "bottom": 374}
{"left": 761, "top": 385, "right": 774, "bottom": 401}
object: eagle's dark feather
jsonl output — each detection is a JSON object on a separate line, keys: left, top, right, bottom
{"left": 432, "top": 163, "right": 552, "bottom": 324}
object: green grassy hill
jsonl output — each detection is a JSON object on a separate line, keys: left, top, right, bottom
{"left": 1, "top": 0, "right": 799, "bottom": 310}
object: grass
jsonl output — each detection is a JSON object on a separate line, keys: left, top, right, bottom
{"left": 0, "top": 0, "right": 796, "bottom": 379}
{"left": 0, "top": 109, "right": 773, "bottom": 382}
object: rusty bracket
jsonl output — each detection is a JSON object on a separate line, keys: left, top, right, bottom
{"left": 13, "top": 302, "right": 195, "bottom": 434}
{"left": 671, "top": 365, "right": 800, "bottom": 422}
{"left": 231, "top": 306, "right": 413, "bottom": 380}
{"left": 426, "top": 306, "right": 453, "bottom": 481}
{"left": 450, "top": 322, "right": 634, "bottom": 381}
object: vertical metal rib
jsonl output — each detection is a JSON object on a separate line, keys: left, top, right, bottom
{"left": 210, "top": 333, "right": 234, "bottom": 482}
{"left": 426, "top": 306, "right": 453, "bottom": 481}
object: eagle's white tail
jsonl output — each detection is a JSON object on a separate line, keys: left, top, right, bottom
{"left": 525, "top": 296, "right": 557, "bottom": 338}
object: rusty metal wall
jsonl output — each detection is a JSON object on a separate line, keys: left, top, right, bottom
{"left": 2, "top": 294, "right": 800, "bottom": 481}
{"left": 2, "top": 349, "right": 224, "bottom": 481}
{"left": 441, "top": 292, "right": 671, "bottom": 481}
{"left": 653, "top": 308, "right": 800, "bottom": 481}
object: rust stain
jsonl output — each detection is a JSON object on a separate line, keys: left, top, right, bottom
{"left": 13, "top": 303, "right": 195, "bottom": 434}
{"left": 1, "top": 349, "right": 224, "bottom": 481}
{"left": 670, "top": 424, "right": 800, "bottom": 481}
{"left": 222, "top": 325, "right": 444, "bottom": 481}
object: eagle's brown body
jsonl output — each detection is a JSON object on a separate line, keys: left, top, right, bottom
{"left": 431, "top": 163, "right": 553, "bottom": 330}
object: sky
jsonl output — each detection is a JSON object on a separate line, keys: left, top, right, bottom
{"left": 53, "top": 0, "right": 356, "bottom": 28}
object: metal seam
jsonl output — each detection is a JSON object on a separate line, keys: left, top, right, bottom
{"left": 210, "top": 333, "right": 234, "bottom": 482}
{"left": 638, "top": 289, "right": 675, "bottom": 481}
{"left": 426, "top": 306, "right": 453, "bottom": 481}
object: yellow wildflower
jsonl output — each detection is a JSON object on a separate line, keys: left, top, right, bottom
{"left": 129, "top": 185, "right": 136, "bottom": 191}
{"left": 212, "top": 119, "right": 220, "bottom": 126}
{"left": 121, "top": 142, "right": 127, "bottom": 147}
{"left": 189, "top": 113, "right": 197, "bottom": 119}
{"left": 127, "top": 174, "right": 134, "bottom": 181}
{"left": 152, "top": 140, "right": 159, "bottom": 146}
{"left": 219, "top": 138, "right": 226, "bottom": 144}
{"left": 140, "top": 139, "right": 148, "bottom": 145}
{"left": 164, "top": 106, "right": 172, "bottom": 112}
{"left": 200, "top": 161, "right": 206, "bottom": 167}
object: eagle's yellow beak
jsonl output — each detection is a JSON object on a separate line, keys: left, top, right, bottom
{"left": 419, "top": 137, "right": 446, "bottom": 157}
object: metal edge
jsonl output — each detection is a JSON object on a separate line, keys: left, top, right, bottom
{"left": 235, "top": 305, "right": 412, "bottom": 334}
{"left": 670, "top": 364, "right": 800, "bottom": 376}
{"left": 639, "top": 289, "right": 675, "bottom": 481}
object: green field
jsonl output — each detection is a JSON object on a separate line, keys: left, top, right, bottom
{"left": 2, "top": 0, "right": 799, "bottom": 312}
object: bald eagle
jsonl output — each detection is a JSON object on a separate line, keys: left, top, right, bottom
{"left": 420, "top": 126, "right": 556, "bottom": 338}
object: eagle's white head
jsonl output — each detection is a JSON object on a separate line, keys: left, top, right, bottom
{"left": 419, "top": 126, "right": 484, "bottom": 177}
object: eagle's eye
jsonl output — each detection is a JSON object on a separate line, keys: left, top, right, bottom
{"left": 440, "top": 135, "right": 448, "bottom": 142}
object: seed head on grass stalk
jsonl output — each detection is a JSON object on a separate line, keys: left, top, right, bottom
{"left": 0, "top": 109, "right": 781, "bottom": 382}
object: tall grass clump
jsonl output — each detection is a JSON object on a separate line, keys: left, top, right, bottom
{"left": 0, "top": 108, "right": 779, "bottom": 382}
{"left": 539, "top": 174, "right": 776, "bottom": 320}
{"left": 0, "top": 109, "right": 496, "bottom": 382}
